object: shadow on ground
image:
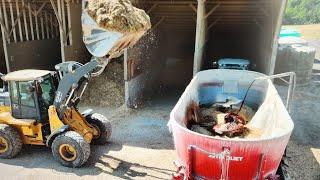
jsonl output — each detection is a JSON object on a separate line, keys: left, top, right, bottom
{"left": 95, "top": 154, "right": 173, "bottom": 180}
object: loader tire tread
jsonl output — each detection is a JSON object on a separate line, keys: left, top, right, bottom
{"left": 86, "top": 113, "right": 112, "bottom": 145}
{"left": 51, "top": 131, "right": 90, "bottom": 167}
{"left": 0, "top": 124, "right": 22, "bottom": 159}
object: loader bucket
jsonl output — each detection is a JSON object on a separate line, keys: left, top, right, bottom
{"left": 82, "top": 4, "right": 148, "bottom": 59}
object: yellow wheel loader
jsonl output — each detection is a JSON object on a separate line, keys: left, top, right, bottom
{"left": 0, "top": 0, "right": 149, "bottom": 167}
{"left": 0, "top": 65, "right": 112, "bottom": 167}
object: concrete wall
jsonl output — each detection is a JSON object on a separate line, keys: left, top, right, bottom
{"left": 65, "top": 44, "right": 90, "bottom": 63}
{"left": 64, "top": 3, "right": 91, "bottom": 63}
{"left": 125, "top": 30, "right": 165, "bottom": 107}
{"left": 159, "top": 30, "right": 194, "bottom": 89}
{"left": 6, "top": 39, "right": 61, "bottom": 71}
{"left": 125, "top": 29, "right": 196, "bottom": 107}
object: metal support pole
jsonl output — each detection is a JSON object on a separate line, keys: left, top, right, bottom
{"left": 9, "top": 0, "right": 17, "bottom": 42}
{"left": 255, "top": 72, "right": 296, "bottom": 112}
{"left": 58, "top": 0, "right": 65, "bottom": 62}
{"left": 66, "top": 1, "right": 72, "bottom": 46}
{"left": 2, "top": 0, "right": 9, "bottom": 32}
{"left": 40, "top": 14, "right": 44, "bottom": 39}
{"left": 124, "top": 48, "right": 130, "bottom": 107}
{"left": 45, "top": 12, "right": 49, "bottom": 39}
{"left": 193, "top": 0, "right": 207, "bottom": 76}
{"left": 16, "top": 0, "right": 23, "bottom": 42}
{"left": 50, "top": 14, "right": 53, "bottom": 38}
{"left": 268, "top": 0, "right": 288, "bottom": 75}
{"left": 35, "top": 14, "right": 40, "bottom": 40}
{"left": 22, "top": 0, "right": 29, "bottom": 41}
{"left": 28, "top": 3, "right": 34, "bottom": 40}
{"left": 50, "top": 0, "right": 66, "bottom": 62}
{"left": 0, "top": 6, "right": 10, "bottom": 72}
{"left": 61, "top": 0, "right": 66, "bottom": 39}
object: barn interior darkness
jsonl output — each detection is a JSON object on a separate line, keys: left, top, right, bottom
{"left": 205, "top": 0, "right": 282, "bottom": 74}
{"left": 0, "top": 0, "right": 63, "bottom": 72}
{"left": 136, "top": 0, "right": 282, "bottom": 98}
{"left": 138, "top": 2, "right": 197, "bottom": 96}
{"left": 0, "top": 0, "right": 284, "bottom": 106}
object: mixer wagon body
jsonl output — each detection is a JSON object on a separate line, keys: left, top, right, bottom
{"left": 169, "top": 70, "right": 294, "bottom": 179}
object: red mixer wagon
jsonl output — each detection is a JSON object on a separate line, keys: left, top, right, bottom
{"left": 168, "top": 70, "right": 295, "bottom": 180}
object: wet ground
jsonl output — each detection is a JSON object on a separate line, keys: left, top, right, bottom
{"left": 0, "top": 95, "right": 179, "bottom": 179}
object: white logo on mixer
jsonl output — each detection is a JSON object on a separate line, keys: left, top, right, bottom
{"left": 208, "top": 153, "right": 243, "bottom": 162}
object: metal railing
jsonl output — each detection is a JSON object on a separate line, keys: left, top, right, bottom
{"left": 256, "top": 72, "right": 296, "bottom": 113}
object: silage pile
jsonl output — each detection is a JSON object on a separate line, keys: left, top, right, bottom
{"left": 82, "top": 60, "right": 125, "bottom": 107}
{"left": 86, "top": 0, "right": 151, "bottom": 34}
{"left": 81, "top": 0, "right": 152, "bottom": 107}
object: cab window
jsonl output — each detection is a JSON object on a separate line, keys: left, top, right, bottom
{"left": 18, "top": 82, "right": 36, "bottom": 107}
{"left": 9, "top": 81, "right": 38, "bottom": 120}
{"left": 37, "top": 75, "right": 56, "bottom": 121}
{"left": 9, "top": 82, "right": 18, "bottom": 104}
{"left": 39, "top": 76, "right": 55, "bottom": 107}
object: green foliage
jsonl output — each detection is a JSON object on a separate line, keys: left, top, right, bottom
{"left": 284, "top": 0, "right": 320, "bottom": 25}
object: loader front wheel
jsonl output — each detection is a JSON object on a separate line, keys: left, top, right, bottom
{"left": 0, "top": 124, "right": 22, "bottom": 159}
{"left": 86, "top": 113, "right": 112, "bottom": 145}
{"left": 51, "top": 131, "right": 90, "bottom": 167}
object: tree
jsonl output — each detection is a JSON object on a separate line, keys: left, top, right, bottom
{"left": 284, "top": 0, "right": 320, "bottom": 25}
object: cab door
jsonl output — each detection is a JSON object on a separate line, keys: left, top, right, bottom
{"left": 18, "top": 82, "right": 39, "bottom": 119}
{"left": 9, "top": 81, "right": 20, "bottom": 118}
{"left": 9, "top": 81, "right": 39, "bottom": 120}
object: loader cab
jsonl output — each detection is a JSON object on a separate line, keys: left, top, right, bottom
{"left": 2, "top": 70, "right": 57, "bottom": 122}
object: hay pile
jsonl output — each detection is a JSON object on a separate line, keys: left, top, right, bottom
{"left": 86, "top": 0, "right": 151, "bottom": 34}
{"left": 82, "top": 60, "right": 124, "bottom": 107}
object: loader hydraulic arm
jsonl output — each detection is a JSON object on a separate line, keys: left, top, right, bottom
{"left": 53, "top": 59, "right": 100, "bottom": 117}
{"left": 50, "top": 0, "right": 149, "bottom": 118}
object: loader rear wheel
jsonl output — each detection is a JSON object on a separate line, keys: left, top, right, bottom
{"left": 51, "top": 131, "right": 90, "bottom": 167}
{"left": 0, "top": 124, "right": 22, "bottom": 159}
{"left": 86, "top": 113, "right": 112, "bottom": 144}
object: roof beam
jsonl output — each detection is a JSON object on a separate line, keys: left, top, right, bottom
{"left": 147, "top": 3, "right": 158, "bottom": 14}
{"left": 145, "top": 1, "right": 269, "bottom": 5}
{"left": 189, "top": 3, "right": 197, "bottom": 13}
{"left": 208, "top": 18, "right": 220, "bottom": 30}
{"left": 205, "top": 3, "right": 220, "bottom": 19}
{"left": 152, "top": 16, "right": 165, "bottom": 30}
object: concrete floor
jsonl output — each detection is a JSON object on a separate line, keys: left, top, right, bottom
{"left": 0, "top": 95, "right": 179, "bottom": 179}
{"left": 1, "top": 44, "right": 320, "bottom": 179}
{"left": 288, "top": 57, "right": 320, "bottom": 179}
{"left": 276, "top": 42, "right": 320, "bottom": 179}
